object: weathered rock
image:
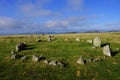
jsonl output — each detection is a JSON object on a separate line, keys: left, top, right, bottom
{"left": 86, "top": 59, "right": 92, "bottom": 63}
{"left": 93, "top": 37, "right": 101, "bottom": 47}
{"left": 44, "top": 60, "right": 49, "bottom": 64}
{"left": 86, "top": 40, "right": 93, "bottom": 44}
{"left": 48, "top": 35, "right": 52, "bottom": 41}
{"left": 103, "top": 45, "right": 111, "bottom": 56}
{"left": 57, "top": 62, "right": 63, "bottom": 66}
{"left": 77, "top": 56, "right": 84, "bottom": 64}
{"left": 92, "top": 46, "right": 96, "bottom": 49}
{"left": 11, "top": 54, "right": 17, "bottom": 60}
{"left": 93, "top": 58, "right": 99, "bottom": 62}
{"left": 65, "top": 38, "right": 68, "bottom": 41}
{"left": 76, "top": 70, "right": 81, "bottom": 77}
{"left": 11, "top": 50, "right": 16, "bottom": 55}
{"left": 16, "top": 42, "right": 27, "bottom": 52}
{"left": 76, "top": 38, "right": 80, "bottom": 41}
{"left": 32, "top": 55, "right": 39, "bottom": 62}
{"left": 21, "top": 56, "right": 27, "bottom": 60}
{"left": 49, "top": 60, "right": 57, "bottom": 66}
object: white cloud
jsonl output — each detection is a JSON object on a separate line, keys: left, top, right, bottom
{"left": 17, "top": 0, "right": 57, "bottom": 18}
{"left": 67, "top": 0, "right": 84, "bottom": 10}
{"left": 44, "top": 16, "right": 86, "bottom": 28}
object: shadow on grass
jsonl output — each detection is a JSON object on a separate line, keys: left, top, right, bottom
{"left": 24, "top": 45, "right": 36, "bottom": 50}
{"left": 101, "top": 43, "right": 110, "bottom": 47}
{"left": 111, "top": 51, "right": 119, "bottom": 56}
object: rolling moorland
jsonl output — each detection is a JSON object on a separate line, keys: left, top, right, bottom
{"left": 0, "top": 32, "right": 120, "bottom": 80}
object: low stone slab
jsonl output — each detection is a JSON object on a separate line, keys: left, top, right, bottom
{"left": 32, "top": 55, "right": 40, "bottom": 62}
{"left": 86, "top": 40, "right": 93, "bottom": 44}
{"left": 77, "top": 56, "right": 84, "bottom": 64}
{"left": 49, "top": 60, "right": 57, "bottom": 66}
{"left": 11, "top": 54, "right": 17, "bottom": 60}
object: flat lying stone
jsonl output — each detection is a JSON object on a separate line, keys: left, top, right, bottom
{"left": 49, "top": 60, "right": 57, "bottom": 66}
{"left": 11, "top": 54, "right": 17, "bottom": 60}
{"left": 21, "top": 56, "right": 27, "bottom": 60}
{"left": 32, "top": 55, "right": 39, "bottom": 62}
{"left": 86, "top": 40, "right": 93, "bottom": 44}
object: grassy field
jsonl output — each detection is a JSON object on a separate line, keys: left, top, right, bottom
{"left": 0, "top": 32, "right": 120, "bottom": 80}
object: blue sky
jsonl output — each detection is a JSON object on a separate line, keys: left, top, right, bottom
{"left": 0, "top": 0, "right": 120, "bottom": 34}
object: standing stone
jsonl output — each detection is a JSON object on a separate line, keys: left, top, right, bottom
{"left": 16, "top": 42, "right": 27, "bottom": 52}
{"left": 86, "top": 40, "right": 93, "bottom": 44}
{"left": 77, "top": 56, "right": 84, "bottom": 64}
{"left": 93, "top": 37, "right": 101, "bottom": 47}
{"left": 76, "top": 38, "right": 80, "bottom": 41}
{"left": 103, "top": 45, "right": 111, "bottom": 56}
{"left": 48, "top": 35, "right": 52, "bottom": 41}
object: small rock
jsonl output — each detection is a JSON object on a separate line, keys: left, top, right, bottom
{"left": 21, "top": 56, "right": 27, "bottom": 60}
{"left": 93, "top": 58, "right": 99, "bottom": 62}
{"left": 49, "top": 60, "right": 57, "bottom": 66}
{"left": 86, "top": 59, "right": 92, "bottom": 63}
{"left": 65, "top": 38, "right": 68, "bottom": 41}
{"left": 11, "top": 50, "right": 16, "bottom": 55}
{"left": 32, "top": 55, "right": 39, "bottom": 62}
{"left": 92, "top": 46, "right": 96, "bottom": 49}
{"left": 11, "top": 54, "right": 17, "bottom": 60}
{"left": 44, "top": 60, "right": 49, "bottom": 64}
{"left": 86, "top": 40, "right": 93, "bottom": 44}
{"left": 76, "top": 70, "right": 81, "bottom": 77}
{"left": 76, "top": 38, "right": 80, "bottom": 41}
{"left": 77, "top": 56, "right": 84, "bottom": 64}
{"left": 57, "top": 62, "right": 63, "bottom": 66}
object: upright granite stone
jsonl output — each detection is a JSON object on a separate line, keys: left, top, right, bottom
{"left": 16, "top": 42, "right": 27, "bottom": 52}
{"left": 93, "top": 37, "right": 101, "bottom": 47}
{"left": 48, "top": 35, "right": 52, "bottom": 41}
{"left": 103, "top": 45, "right": 111, "bottom": 56}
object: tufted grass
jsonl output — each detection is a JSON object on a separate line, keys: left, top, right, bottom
{"left": 0, "top": 32, "right": 120, "bottom": 80}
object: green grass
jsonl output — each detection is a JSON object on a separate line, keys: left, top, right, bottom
{"left": 0, "top": 32, "right": 120, "bottom": 80}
